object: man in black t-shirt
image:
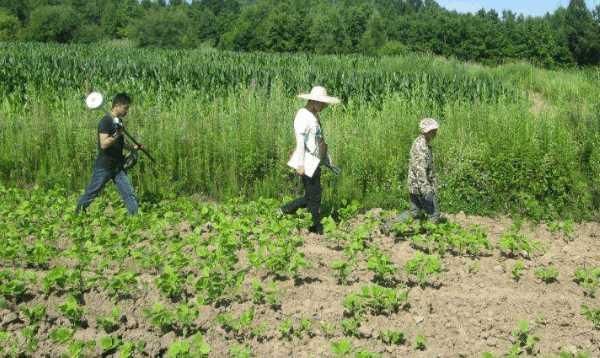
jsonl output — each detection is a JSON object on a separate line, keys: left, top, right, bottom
{"left": 76, "top": 93, "right": 141, "bottom": 215}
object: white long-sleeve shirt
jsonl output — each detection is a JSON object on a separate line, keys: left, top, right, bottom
{"left": 287, "top": 108, "right": 323, "bottom": 178}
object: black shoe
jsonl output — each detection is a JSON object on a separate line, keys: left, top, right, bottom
{"left": 309, "top": 225, "right": 324, "bottom": 235}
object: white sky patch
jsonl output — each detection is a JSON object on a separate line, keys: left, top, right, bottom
{"left": 440, "top": 0, "right": 487, "bottom": 13}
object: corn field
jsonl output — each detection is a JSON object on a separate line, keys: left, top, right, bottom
{"left": 1, "top": 43, "right": 599, "bottom": 219}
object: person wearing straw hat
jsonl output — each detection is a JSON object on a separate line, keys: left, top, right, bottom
{"left": 280, "top": 86, "right": 341, "bottom": 234}
{"left": 396, "top": 118, "right": 443, "bottom": 224}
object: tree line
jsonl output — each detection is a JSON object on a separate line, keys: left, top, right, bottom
{"left": 0, "top": 0, "right": 599, "bottom": 67}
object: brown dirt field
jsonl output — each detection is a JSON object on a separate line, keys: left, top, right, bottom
{"left": 1, "top": 212, "right": 599, "bottom": 357}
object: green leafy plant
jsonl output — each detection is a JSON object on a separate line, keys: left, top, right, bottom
{"left": 144, "top": 303, "right": 175, "bottom": 333}
{"left": 573, "top": 266, "right": 600, "bottom": 297}
{"left": 548, "top": 220, "right": 575, "bottom": 241}
{"left": 379, "top": 330, "right": 406, "bottom": 345}
{"left": 581, "top": 305, "right": 600, "bottom": 329}
{"left": 49, "top": 326, "right": 74, "bottom": 344}
{"left": 21, "top": 304, "right": 46, "bottom": 324}
{"left": 165, "top": 333, "right": 210, "bottom": 358}
{"left": 103, "top": 270, "right": 138, "bottom": 300}
{"left": 229, "top": 344, "right": 253, "bottom": 358}
{"left": 404, "top": 253, "right": 443, "bottom": 287}
{"left": 510, "top": 320, "right": 539, "bottom": 355}
{"left": 414, "top": 334, "right": 427, "bottom": 350}
{"left": 511, "top": 261, "right": 526, "bottom": 281}
{"left": 367, "top": 248, "right": 397, "bottom": 285}
{"left": 58, "top": 296, "right": 85, "bottom": 326}
{"left": 97, "top": 307, "right": 122, "bottom": 333}
{"left": 534, "top": 266, "right": 559, "bottom": 283}
{"left": 156, "top": 265, "right": 185, "bottom": 301}
{"left": 498, "top": 229, "right": 542, "bottom": 258}
{"left": 320, "top": 321, "right": 336, "bottom": 338}
{"left": 250, "top": 280, "right": 280, "bottom": 307}
{"left": 331, "top": 259, "right": 354, "bottom": 285}
{"left": 341, "top": 317, "right": 361, "bottom": 337}
{"left": 331, "top": 339, "right": 353, "bottom": 357}
{"left": 99, "top": 335, "right": 122, "bottom": 354}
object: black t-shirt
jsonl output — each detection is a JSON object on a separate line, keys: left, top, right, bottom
{"left": 95, "top": 114, "right": 125, "bottom": 169}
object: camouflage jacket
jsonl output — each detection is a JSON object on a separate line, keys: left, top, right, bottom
{"left": 407, "top": 135, "right": 436, "bottom": 195}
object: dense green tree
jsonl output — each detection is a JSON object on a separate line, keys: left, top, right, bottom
{"left": 131, "top": 8, "right": 196, "bottom": 48}
{"left": 2, "top": 0, "right": 598, "bottom": 68}
{"left": 0, "top": 7, "right": 19, "bottom": 41}
{"left": 24, "top": 5, "right": 80, "bottom": 43}
{"left": 565, "top": 0, "right": 600, "bottom": 65}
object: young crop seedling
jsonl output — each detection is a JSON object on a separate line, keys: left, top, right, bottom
{"left": 341, "top": 317, "right": 361, "bottom": 337}
{"left": 510, "top": 320, "right": 540, "bottom": 355}
{"left": 250, "top": 280, "right": 280, "bottom": 308}
{"left": 367, "top": 248, "right": 398, "bottom": 286}
{"left": 21, "top": 304, "right": 46, "bottom": 325}
{"left": 229, "top": 344, "right": 253, "bottom": 358}
{"left": 548, "top": 219, "right": 575, "bottom": 242}
{"left": 331, "top": 339, "right": 353, "bottom": 357}
{"left": 498, "top": 229, "right": 542, "bottom": 258}
{"left": 319, "top": 321, "right": 336, "bottom": 338}
{"left": 97, "top": 307, "right": 122, "bottom": 333}
{"left": 414, "top": 334, "right": 427, "bottom": 350}
{"left": 379, "top": 330, "right": 406, "bottom": 345}
{"left": 573, "top": 266, "right": 600, "bottom": 297}
{"left": 156, "top": 265, "right": 185, "bottom": 301}
{"left": 581, "top": 305, "right": 600, "bottom": 329}
{"left": 58, "top": 296, "right": 86, "bottom": 327}
{"left": 278, "top": 316, "right": 315, "bottom": 340}
{"left": 404, "top": 253, "right": 443, "bottom": 287}
{"left": 99, "top": 335, "right": 122, "bottom": 354}
{"left": 343, "top": 285, "right": 409, "bottom": 318}
{"left": 331, "top": 259, "right": 355, "bottom": 285}
{"left": 49, "top": 326, "right": 75, "bottom": 344}
{"left": 534, "top": 266, "right": 559, "bottom": 283}
{"left": 165, "top": 333, "right": 210, "bottom": 358}
{"left": 217, "top": 307, "right": 258, "bottom": 340}
{"left": 511, "top": 261, "right": 526, "bottom": 281}
{"left": 103, "top": 270, "right": 138, "bottom": 300}
{"left": 144, "top": 303, "right": 175, "bottom": 333}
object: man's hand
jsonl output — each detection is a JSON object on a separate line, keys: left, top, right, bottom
{"left": 296, "top": 166, "right": 305, "bottom": 176}
{"left": 133, "top": 144, "right": 143, "bottom": 151}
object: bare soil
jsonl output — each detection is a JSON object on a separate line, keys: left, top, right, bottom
{"left": 2, "top": 212, "right": 599, "bottom": 357}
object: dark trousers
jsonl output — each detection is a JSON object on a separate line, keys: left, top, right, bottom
{"left": 398, "top": 193, "right": 440, "bottom": 222}
{"left": 282, "top": 167, "right": 322, "bottom": 230}
{"left": 76, "top": 165, "right": 138, "bottom": 215}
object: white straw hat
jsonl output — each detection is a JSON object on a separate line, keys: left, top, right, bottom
{"left": 298, "top": 86, "right": 341, "bottom": 104}
{"left": 85, "top": 92, "right": 104, "bottom": 109}
{"left": 419, "top": 118, "right": 439, "bottom": 134}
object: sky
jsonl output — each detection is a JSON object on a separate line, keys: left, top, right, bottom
{"left": 436, "top": 0, "right": 599, "bottom": 16}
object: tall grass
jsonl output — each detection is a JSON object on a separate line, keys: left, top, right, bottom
{"left": 0, "top": 43, "right": 598, "bottom": 219}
